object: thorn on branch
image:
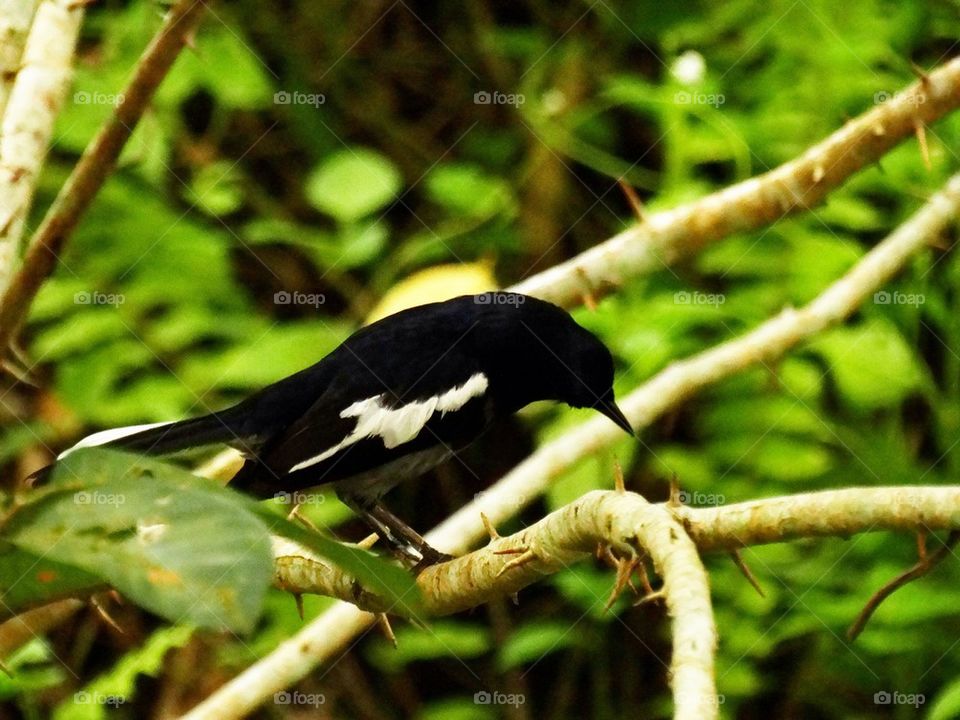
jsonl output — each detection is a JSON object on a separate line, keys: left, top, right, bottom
{"left": 729, "top": 550, "right": 765, "bottom": 597}
{"left": 357, "top": 533, "right": 379, "bottom": 550}
{"left": 292, "top": 593, "right": 304, "bottom": 620}
{"left": 633, "top": 589, "right": 666, "bottom": 607}
{"left": 847, "top": 531, "right": 960, "bottom": 641}
{"left": 604, "top": 555, "right": 641, "bottom": 612}
{"left": 668, "top": 474, "right": 682, "bottom": 507}
{"left": 480, "top": 512, "right": 500, "bottom": 541}
{"left": 910, "top": 61, "right": 931, "bottom": 85}
{"left": 91, "top": 595, "right": 125, "bottom": 634}
{"left": 496, "top": 548, "right": 538, "bottom": 577}
{"left": 287, "top": 504, "right": 320, "bottom": 533}
{"left": 613, "top": 459, "right": 625, "bottom": 493}
{"left": 376, "top": 613, "right": 397, "bottom": 648}
{"left": 913, "top": 119, "right": 931, "bottom": 171}
{"left": 574, "top": 267, "right": 598, "bottom": 311}
{"left": 617, "top": 178, "right": 647, "bottom": 223}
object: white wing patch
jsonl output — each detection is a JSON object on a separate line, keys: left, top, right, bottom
{"left": 58, "top": 421, "right": 174, "bottom": 460}
{"left": 290, "top": 372, "right": 488, "bottom": 473}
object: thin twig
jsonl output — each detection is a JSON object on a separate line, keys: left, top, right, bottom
{"left": 0, "top": 0, "right": 207, "bottom": 351}
{"left": 847, "top": 530, "right": 960, "bottom": 641}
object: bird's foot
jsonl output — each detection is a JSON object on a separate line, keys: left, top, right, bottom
{"left": 410, "top": 544, "right": 455, "bottom": 573}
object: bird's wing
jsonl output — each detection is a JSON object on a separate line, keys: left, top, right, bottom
{"left": 232, "top": 354, "right": 493, "bottom": 494}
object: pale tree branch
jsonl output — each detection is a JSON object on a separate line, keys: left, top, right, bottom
{"left": 0, "top": 1, "right": 40, "bottom": 118}
{"left": 514, "top": 57, "right": 960, "bottom": 308}
{"left": 0, "top": 0, "right": 207, "bottom": 350}
{"left": 0, "top": 598, "right": 83, "bottom": 663}
{"left": 0, "top": 0, "right": 83, "bottom": 294}
{"left": 272, "top": 486, "right": 960, "bottom": 610}
{"left": 191, "top": 492, "right": 718, "bottom": 720}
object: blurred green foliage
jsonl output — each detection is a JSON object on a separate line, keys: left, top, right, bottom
{"left": 2, "top": 0, "right": 960, "bottom": 718}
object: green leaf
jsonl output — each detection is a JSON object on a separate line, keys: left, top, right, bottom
{"left": 496, "top": 620, "right": 580, "bottom": 670}
{"left": 186, "top": 161, "right": 245, "bottom": 217}
{"left": 809, "top": 319, "right": 926, "bottom": 411}
{"left": 53, "top": 624, "right": 195, "bottom": 720}
{"left": 314, "top": 220, "right": 389, "bottom": 269}
{"left": 0, "top": 639, "right": 66, "bottom": 701}
{"left": 3, "top": 450, "right": 274, "bottom": 633}
{"left": 0, "top": 543, "right": 104, "bottom": 615}
{"left": 928, "top": 677, "right": 960, "bottom": 720}
{"left": 416, "top": 698, "right": 496, "bottom": 720}
{"left": 306, "top": 149, "right": 402, "bottom": 222}
{"left": 158, "top": 26, "right": 273, "bottom": 109}
{"left": 179, "top": 321, "right": 351, "bottom": 390}
{"left": 425, "top": 164, "right": 515, "bottom": 217}
{"left": 365, "top": 621, "right": 491, "bottom": 672}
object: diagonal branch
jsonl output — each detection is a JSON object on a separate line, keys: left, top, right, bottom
{"left": 0, "top": 0, "right": 207, "bottom": 350}
{"left": 0, "top": 0, "right": 83, "bottom": 293}
{"left": 513, "top": 56, "right": 960, "bottom": 308}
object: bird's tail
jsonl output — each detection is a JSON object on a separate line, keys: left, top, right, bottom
{"left": 56, "top": 407, "right": 252, "bottom": 461}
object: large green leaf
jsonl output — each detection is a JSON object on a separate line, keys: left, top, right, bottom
{"left": 3, "top": 449, "right": 423, "bottom": 629}
{"left": 3, "top": 450, "right": 274, "bottom": 633}
{"left": 0, "top": 543, "right": 104, "bottom": 617}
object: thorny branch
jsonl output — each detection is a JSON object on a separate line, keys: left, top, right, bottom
{"left": 514, "top": 56, "right": 960, "bottom": 308}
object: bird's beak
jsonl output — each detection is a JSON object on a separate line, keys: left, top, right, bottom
{"left": 597, "top": 396, "right": 634, "bottom": 436}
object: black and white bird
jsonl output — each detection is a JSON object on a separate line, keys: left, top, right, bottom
{"left": 51, "top": 292, "right": 633, "bottom": 565}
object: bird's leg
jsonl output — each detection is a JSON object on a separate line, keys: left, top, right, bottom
{"left": 366, "top": 502, "right": 455, "bottom": 567}
{"left": 337, "top": 491, "right": 453, "bottom": 567}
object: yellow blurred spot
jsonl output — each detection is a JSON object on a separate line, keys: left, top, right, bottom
{"left": 148, "top": 567, "right": 183, "bottom": 587}
{"left": 365, "top": 261, "right": 498, "bottom": 324}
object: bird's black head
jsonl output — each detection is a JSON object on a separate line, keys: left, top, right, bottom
{"left": 468, "top": 292, "right": 633, "bottom": 435}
